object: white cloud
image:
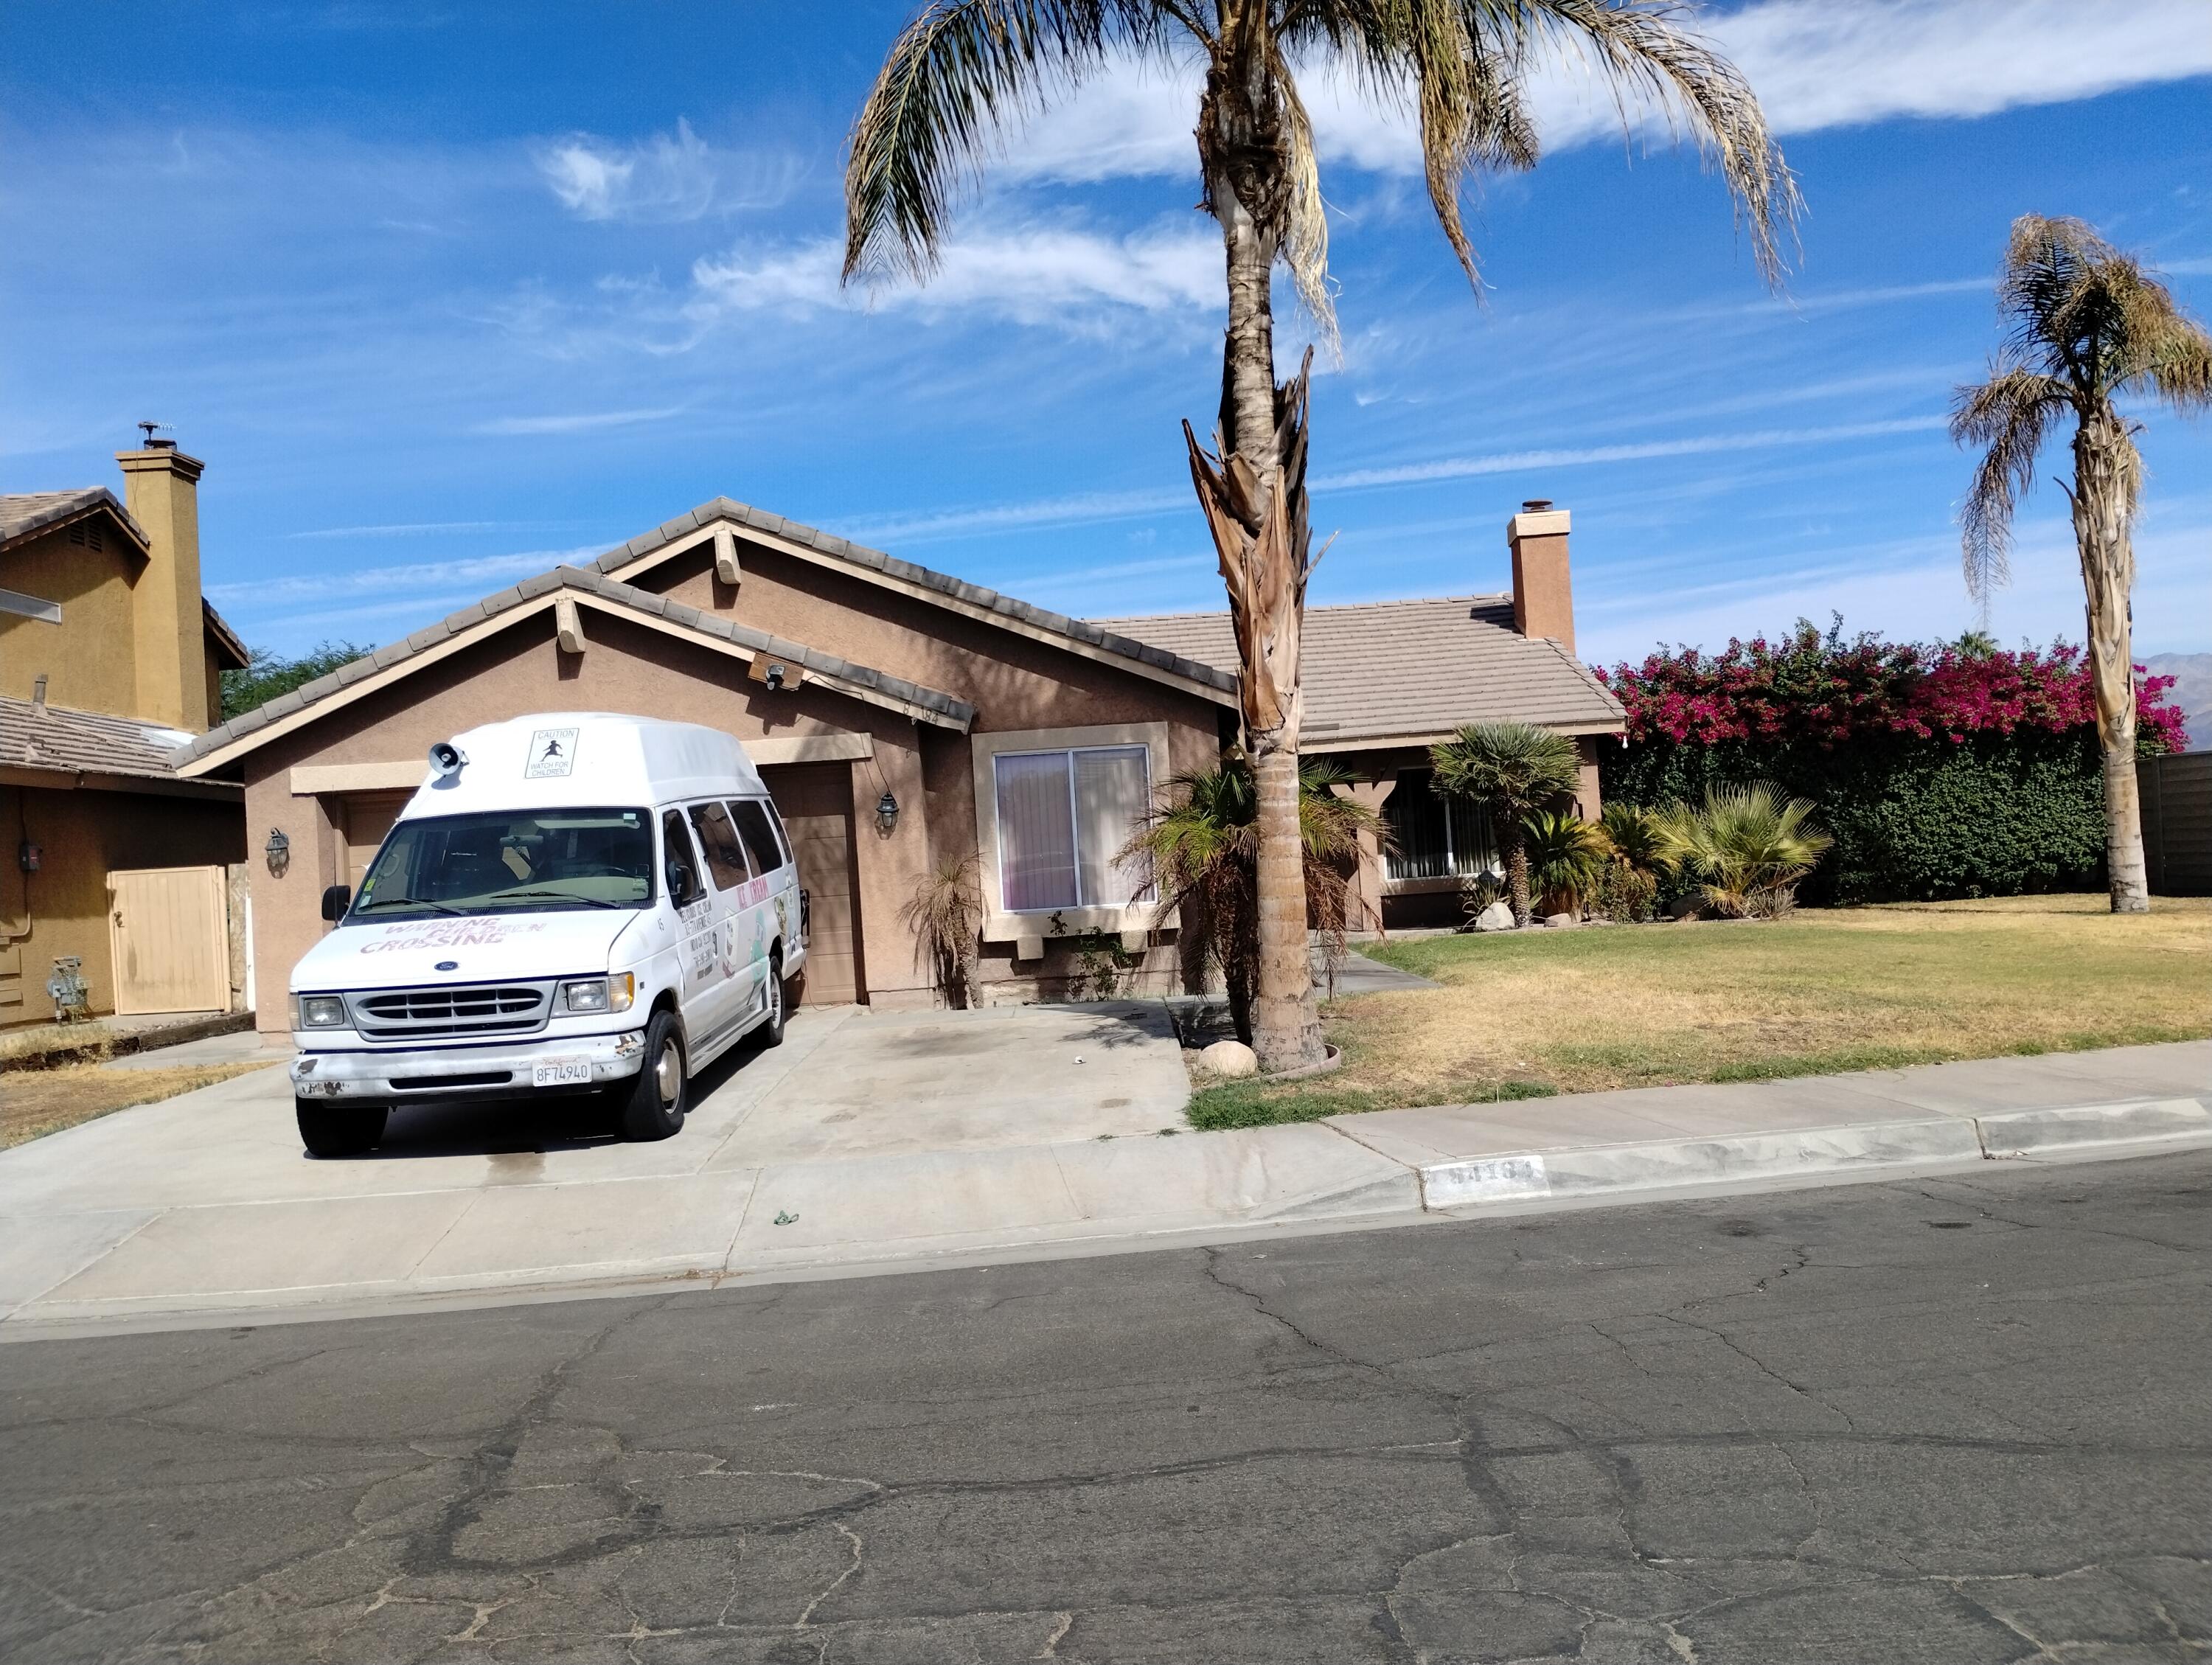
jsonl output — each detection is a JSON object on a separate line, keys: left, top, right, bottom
{"left": 841, "top": 486, "right": 1189, "bottom": 546}
{"left": 689, "top": 221, "right": 1220, "bottom": 325}
{"left": 206, "top": 546, "right": 603, "bottom": 607}
{"left": 288, "top": 520, "right": 503, "bottom": 540}
{"left": 1013, "top": 1, "right": 2212, "bottom": 185}
{"left": 472, "top": 406, "right": 684, "bottom": 436}
{"left": 537, "top": 119, "right": 801, "bottom": 223}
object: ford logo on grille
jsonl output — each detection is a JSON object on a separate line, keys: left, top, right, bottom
{"left": 435, "top": 960, "right": 459, "bottom": 971}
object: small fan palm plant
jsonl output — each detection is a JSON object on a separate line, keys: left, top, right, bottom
{"left": 845, "top": 0, "right": 1796, "bottom": 1071}
{"left": 1950, "top": 215, "right": 2212, "bottom": 914}
{"left": 1119, "top": 760, "right": 1386, "bottom": 1044}
{"left": 1430, "top": 722, "right": 1582, "bottom": 925}
{"left": 1522, "top": 809, "right": 1611, "bottom": 917}
{"left": 1660, "top": 783, "right": 1832, "bottom": 919}
{"left": 899, "top": 854, "right": 986, "bottom": 1007}
{"left": 1600, "top": 802, "right": 1677, "bottom": 880}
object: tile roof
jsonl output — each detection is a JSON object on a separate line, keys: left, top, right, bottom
{"left": 0, "top": 488, "right": 150, "bottom": 555}
{"left": 175, "top": 565, "right": 978, "bottom": 769}
{"left": 594, "top": 498, "right": 1238, "bottom": 699}
{"left": 0, "top": 693, "right": 200, "bottom": 782}
{"left": 1091, "top": 594, "right": 1625, "bottom": 745}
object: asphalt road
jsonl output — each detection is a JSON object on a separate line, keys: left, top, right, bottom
{"left": 4, "top": 1151, "right": 2209, "bottom": 1665}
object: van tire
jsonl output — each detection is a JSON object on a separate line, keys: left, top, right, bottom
{"left": 754, "top": 953, "right": 786, "bottom": 1050}
{"left": 298, "top": 1099, "right": 387, "bottom": 1158}
{"left": 618, "top": 1009, "right": 688, "bottom": 1141}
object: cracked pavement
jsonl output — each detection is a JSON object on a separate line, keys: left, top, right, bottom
{"left": 3, "top": 1150, "right": 2208, "bottom": 1664}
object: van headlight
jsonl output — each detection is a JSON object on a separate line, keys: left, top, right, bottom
{"left": 560, "top": 973, "right": 633, "bottom": 1015}
{"left": 294, "top": 993, "right": 349, "bottom": 1029}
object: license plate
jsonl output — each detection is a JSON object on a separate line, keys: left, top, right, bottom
{"left": 532, "top": 1058, "right": 594, "bottom": 1088}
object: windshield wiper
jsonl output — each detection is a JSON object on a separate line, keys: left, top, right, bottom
{"left": 352, "top": 897, "right": 469, "bottom": 916}
{"left": 484, "top": 887, "right": 626, "bottom": 910}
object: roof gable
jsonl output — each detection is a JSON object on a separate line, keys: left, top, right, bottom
{"left": 598, "top": 497, "right": 1237, "bottom": 704}
{"left": 0, "top": 488, "right": 150, "bottom": 559}
{"left": 175, "top": 566, "right": 975, "bottom": 776}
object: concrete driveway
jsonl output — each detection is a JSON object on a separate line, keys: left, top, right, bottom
{"left": 0, "top": 1001, "right": 1245, "bottom": 1330}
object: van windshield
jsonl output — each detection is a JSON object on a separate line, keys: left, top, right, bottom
{"left": 351, "top": 807, "right": 654, "bottom": 920}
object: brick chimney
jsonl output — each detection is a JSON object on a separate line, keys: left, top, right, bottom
{"left": 1507, "top": 499, "right": 1574, "bottom": 656}
{"left": 115, "top": 437, "right": 210, "bottom": 730}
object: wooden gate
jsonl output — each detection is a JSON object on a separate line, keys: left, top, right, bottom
{"left": 108, "top": 866, "right": 230, "bottom": 1015}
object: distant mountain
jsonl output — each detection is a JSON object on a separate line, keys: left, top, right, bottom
{"left": 2145, "top": 653, "right": 2212, "bottom": 754}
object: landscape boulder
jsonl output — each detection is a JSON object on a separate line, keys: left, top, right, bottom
{"left": 1544, "top": 912, "right": 1579, "bottom": 929}
{"left": 1473, "top": 901, "right": 1516, "bottom": 932}
{"left": 1667, "top": 895, "right": 1703, "bottom": 920}
{"left": 1200, "top": 1039, "right": 1259, "bottom": 1079}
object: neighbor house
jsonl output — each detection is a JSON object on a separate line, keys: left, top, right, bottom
{"left": 174, "top": 495, "right": 1619, "bottom": 1032}
{"left": 1, "top": 439, "right": 250, "bottom": 1026}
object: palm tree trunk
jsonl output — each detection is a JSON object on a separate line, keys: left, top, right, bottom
{"left": 1187, "top": 3, "right": 1323, "bottom": 1072}
{"left": 1506, "top": 838, "right": 1532, "bottom": 928}
{"left": 2072, "top": 413, "right": 2150, "bottom": 913}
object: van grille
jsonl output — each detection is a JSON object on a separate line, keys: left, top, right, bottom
{"left": 351, "top": 983, "right": 552, "bottom": 1040}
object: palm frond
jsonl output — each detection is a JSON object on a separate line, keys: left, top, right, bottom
{"left": 1520, "top": 0, "right": 1801, "bottom": 288}
{"left": 1948, "top": 362, "right": 2070, "bottom": 599}
{"left": 843, "top": 0, "right": 1160, "bottom": 282}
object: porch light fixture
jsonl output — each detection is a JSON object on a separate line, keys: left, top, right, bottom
{"left": 875, "top": 790, "right": 900, "bottom": 833}
{"left": 264, "top": 827, "right": 291, "bottom": 876}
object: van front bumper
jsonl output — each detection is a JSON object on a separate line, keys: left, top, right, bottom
{"left": 290, "top": 1029, "right": 647, "bottom": 1102}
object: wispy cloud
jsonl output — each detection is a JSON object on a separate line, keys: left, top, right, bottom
{"left": 691, "top": 220, "right": 1220, "bottom": 325}
{"left": 206, "top": 546, "right": 602, "bottom": 605}
{"left": 537, "top": 118, "right": 803, "bottom": 223}
{"left": 841, "top": 486, "right": 1188, "bottom": 546}
{"left": 1012, "top": 0, "right": 2212, "bottom": 184}
{"left": 471, "top": 407, "right": 685, "bottom": 437}
{"left": 1312, "top": 417, "right": 1950, "bottom": 494}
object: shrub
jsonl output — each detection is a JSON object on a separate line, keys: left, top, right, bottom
{"left": 1458, "top": 869, "right": 1505, "bottom": 928}
{"left": 1599, "top": 619, "right": 2191, "bottom": 903}
{"left": 1660, "top": 782, "right": 1833, "bottom": 917}
{"left": 1587, "top": 861, "right": 1660, "bottom": 922}
{"left": 1521, "top": 809, "right": 1611, "bottom": 915}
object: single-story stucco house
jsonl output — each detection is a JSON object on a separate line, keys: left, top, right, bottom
{"left": 174, "top": 496, "right": 1621, "bottom": 1032}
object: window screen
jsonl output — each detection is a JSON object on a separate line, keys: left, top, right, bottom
{"left": 661, "top": 810, "right": 706, "bottom": 906}
{"left": 992, "top": 745, "right": 1152, "bottom": 912}
{"left": 729, "top": 799, "right": 785, "bottom": 875}
{"left": 686, "top": 801, "right": 751, "bottom": 890}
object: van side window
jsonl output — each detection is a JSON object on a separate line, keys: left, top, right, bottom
{"left": 729, "top": 799, "right": 785, "bottom": 876}
{"left": 661, "top": 810, "right": 706, "bottom": 907}
{"left": 686, "top": 801, "right": 752, "bottom": 890}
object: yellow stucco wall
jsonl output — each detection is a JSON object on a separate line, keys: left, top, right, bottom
{"left": 0, "top": 521, "right": 144, "bottom": 719}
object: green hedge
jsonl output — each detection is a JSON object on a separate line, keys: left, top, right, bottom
{"left": 1601, "top": 729, "right": 2107, "bottom": 904}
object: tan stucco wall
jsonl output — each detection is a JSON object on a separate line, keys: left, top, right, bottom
{"left": 233, "top": 562, "right": 1225, "bottom": 1029}
{"left": 0, "top": 522, "right": 143, "bottom": 719}
{"left": 0, "top": 781, "right": 245, "bottom": 1026}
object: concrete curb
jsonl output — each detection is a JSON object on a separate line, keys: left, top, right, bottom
{"left": 1414, "top": 1096, "right": 2212, "bottom": 1214}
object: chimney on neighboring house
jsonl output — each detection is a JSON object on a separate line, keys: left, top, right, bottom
{"left": 1507, "top": 499, "right": 1575, "bottom": 656}
{"left": 115, "top": 432, "right": 209, "bottom": 731}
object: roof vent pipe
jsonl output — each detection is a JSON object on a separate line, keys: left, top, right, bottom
{"left": 31, "top": 673, "right": 47, "bottom": 716}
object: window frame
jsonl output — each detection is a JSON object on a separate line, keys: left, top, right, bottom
{"left": 685, "top": 799, "right": 754, "bottom": 891}
{"left": 969, "top": 720, "right": 1174, "bottom": 943}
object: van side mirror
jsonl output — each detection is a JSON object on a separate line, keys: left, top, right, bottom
{"left": 666, "top": 860, "right": 695, "bottom": 903}
{"left": 320, "top": 884, "right": 352, "bottom": 922}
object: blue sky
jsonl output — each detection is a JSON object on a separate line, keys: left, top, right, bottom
{"left": 3, "top": 0, "right": 2208, "bottom": 672}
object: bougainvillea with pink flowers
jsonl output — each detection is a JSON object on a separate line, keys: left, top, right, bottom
{"left": 1596, "top": 618, "right": 2188, "bottom": 904}
{"left": 1599, "top": 618, "right": 2188, "bottom": 754}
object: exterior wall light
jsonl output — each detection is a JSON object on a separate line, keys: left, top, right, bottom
{"left": 265, "top": 827, "right": 291, "bottom": 875}
{"left": 875, "top": 790, "right": 900, "bottom": 833}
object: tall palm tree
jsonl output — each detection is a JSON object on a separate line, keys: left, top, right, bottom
{"left": 1951, "top": 215, "right": 2212, "bottom": 914}
{"left": 844, "top": 0, "right": 1796, "bottom": 1067}
{"left": 1430, "top": 720, "right": 1580, "bottom": 925}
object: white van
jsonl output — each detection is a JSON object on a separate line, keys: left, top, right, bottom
{"left": 288, "top": 713, "right": 807, "bottom": 1157}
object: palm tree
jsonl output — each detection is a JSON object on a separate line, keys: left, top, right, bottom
{"left": 1658, "top": 782, "right": 1830, "bottom": 918}
{"left": 1521, "top": 807, "right": 1610, "bottom": 916}
{"left": 844, "top": 1, "right": 1796, "bottom": 1068}
{"left": 1951, "top": 215, "right": 2212, "bottom": 914}
{"left": 1119, "top": 759, "right": 1385, "bottom": 1044}
{"left": 1430, "top": 720, "right": 1580, "bottom": 925}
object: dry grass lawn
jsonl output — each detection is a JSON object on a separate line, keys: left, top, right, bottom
{"left": 1192, "top": 894, "right": 2211, "bottom": 1128}
{"left": 0, "top": 1063, "right": 274, "bottom": 1150}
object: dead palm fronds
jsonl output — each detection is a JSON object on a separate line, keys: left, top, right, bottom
{"left": 899, "top": 854, "right": 986, "bottom": 1007}
{"left": 1951, "top": 215, "right": 2212, "bottom": 914}
{"left": 846, "top": 0, "right": 1796, "bottom": 1068}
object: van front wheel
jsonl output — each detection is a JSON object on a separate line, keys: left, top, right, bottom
{"left": 617, "top": 1009, "right": 688, "bottom": 1141}
{"left": 297, "top": 1099, "right": 387, "bottom": 1158}
{"left": 753, "top": 953, "right": 786, "bottom": 1050}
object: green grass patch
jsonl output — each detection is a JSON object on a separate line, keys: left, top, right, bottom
{"left": 1189, "top": 1074, "right": 1557, "bottom": 1132}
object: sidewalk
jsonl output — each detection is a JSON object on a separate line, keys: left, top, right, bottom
{"left": 0, "top": 1021, "right": 2203, "bottom": 1339}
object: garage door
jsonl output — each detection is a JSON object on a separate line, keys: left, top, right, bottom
{"left": 759, "top": 762, "right": 861, "bottom": 1005}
